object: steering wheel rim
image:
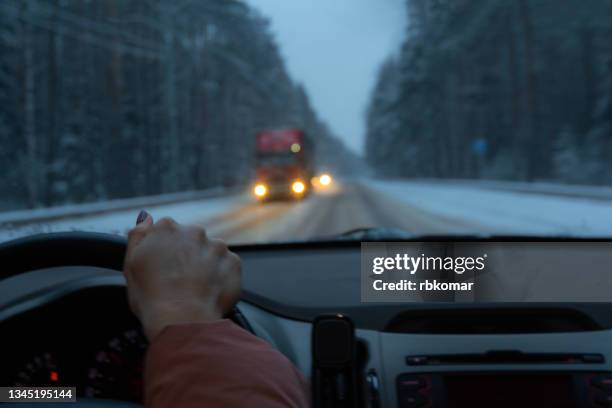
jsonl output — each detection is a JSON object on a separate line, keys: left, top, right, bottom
{"left": 0, "top": 231, "right": 253, "bottom": 329}
{"left": 0, "top": 232, "right": 127, "bottom": 279}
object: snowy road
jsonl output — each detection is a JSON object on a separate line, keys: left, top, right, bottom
{"left": 4, "top": 178, "right": 612, "bottom": 244}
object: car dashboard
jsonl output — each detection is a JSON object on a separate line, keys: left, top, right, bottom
{"left": 2, "top": 242, "right": 612, "bottom": 407}
{"left": 1, "top": 285, "right": 146, "bottom": 402}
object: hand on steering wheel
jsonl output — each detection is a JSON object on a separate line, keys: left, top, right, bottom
{"left": 124, "top": 211, "right": 241, "bottom": 340}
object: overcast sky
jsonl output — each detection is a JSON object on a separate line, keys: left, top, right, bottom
{"left": 244, "top": 0, "right": 407, "bottom": 154}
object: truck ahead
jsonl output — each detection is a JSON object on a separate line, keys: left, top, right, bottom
{"left": 252, "top": 128, "right": 313, "bottom": 200}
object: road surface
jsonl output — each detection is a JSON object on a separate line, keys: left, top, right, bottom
{"left": 4, "top": 178, "right": 612, "bottom": 243}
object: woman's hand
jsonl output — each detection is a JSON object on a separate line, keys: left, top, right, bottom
{"left": 123, "top": 211, "right": 241, "bottom": 340}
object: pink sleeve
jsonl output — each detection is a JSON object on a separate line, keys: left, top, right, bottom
{"left": 144, "top": 319, "right": 310, "bottom": 408}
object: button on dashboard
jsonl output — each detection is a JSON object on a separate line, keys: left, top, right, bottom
{"left": 592, "top": 374, "right": 612, "bottom": 390}
{"left": 397, "top": 374, "right": 429, "bottom": 408}
{"left": 594, "top": 391, "right": 612, "bottom": 407}
{"left": 397, "top": 374, "right": 426, "bottom": 391}
{"left": 399, "top": 392, "right": 427, "bottom": 408}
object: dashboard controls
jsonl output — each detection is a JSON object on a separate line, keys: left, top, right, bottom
{"left": 590, "top": 374, "right": 612, "bottom": 407}
{"left": 592, "top": 374, "right": 612, "bottom": 390}
{"left": 13, "top": 352, "right": 62, "bottom": 387}
{"left": 397, "top": 374, "right": 430, "bottom": 408}
{"left": 84, "top": 328, "right": 147, "bottom": 403}
{"left": 396, "top": 371, "right": 612, "bottom": 408}
{"left": 399, "top": 393, "right": 427, "bottom": 408}
{"left": 594, "top": 392, "right": 612, "bottom": 407}
{"left": 397, "top": 374, "right": 426, "bottom": 390}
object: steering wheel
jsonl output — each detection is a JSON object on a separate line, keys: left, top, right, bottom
{"left": 0, "top": 231, "right": 254, "bottom": 407}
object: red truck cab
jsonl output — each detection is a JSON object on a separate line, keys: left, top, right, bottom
{"left": 253, "top": 128, "right": 313, "bottom": 200}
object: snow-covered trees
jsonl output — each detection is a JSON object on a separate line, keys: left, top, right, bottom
{"left": 0, "top": 0, "right": 354, "bottom": 210}
{"left": 365, "top": 0, "right": 612, "bottom": 184}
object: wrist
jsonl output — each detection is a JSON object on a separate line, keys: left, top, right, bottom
{"left": 142, "top": 299, "right": 223, "bottom": 340}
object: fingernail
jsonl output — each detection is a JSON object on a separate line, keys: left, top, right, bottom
{"left": 136, "top": 210, "right": 149, "bottom": 225}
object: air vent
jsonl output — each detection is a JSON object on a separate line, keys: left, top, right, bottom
{"left": 405, "top": 351, "right": 605, "bottom": 366}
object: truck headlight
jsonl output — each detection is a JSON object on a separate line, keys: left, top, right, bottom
{"left": 254, "top": 184, "right": 267, "bottom": 197}
{"left": 292, "top": 180, "right": 305, "bottom": 194}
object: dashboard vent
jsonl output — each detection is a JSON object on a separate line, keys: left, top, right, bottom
{"left": 385, "top": 308, "right": 601, "bottom": 334}
{"left": 405, "top": 351, "right": 605, "bottom": 366}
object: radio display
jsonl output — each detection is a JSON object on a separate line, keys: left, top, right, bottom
{"left": 444, "top": 374, "right": 574, "bottom": 407}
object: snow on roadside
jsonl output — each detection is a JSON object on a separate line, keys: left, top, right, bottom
{"left": 0, "top": 194, "right": 248, "bottom": 243}
{"left": 405, "top": 178, "right": 612, "bottom": 201}
{"left": 0, "top": 187, "right": 240, "bottom": 225}
{"left": 365, "top": 179, "right": 612, "bottom": 236}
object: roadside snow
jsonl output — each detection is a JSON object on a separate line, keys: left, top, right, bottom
{"left": 0, "top": 194, "right": 248, "bottom": 242}
{"left": 366, "top": 179, "right": 612, "bottom": 236}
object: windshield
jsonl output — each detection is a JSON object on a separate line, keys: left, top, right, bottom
{"left": 1, "top": 0, "right": 612, "bottom": 244}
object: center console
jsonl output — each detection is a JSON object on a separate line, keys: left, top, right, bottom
{"left": 307, "top": 309, "right": 612, "bottom": 407}
{"left": 378, "top": 329, "right": 612, "bottom": 408}
{"left": 397, "top": 371, "right": 612, "bottom": 408}
{"left": 372, "top": 307, "right": 612, "bottom": 407}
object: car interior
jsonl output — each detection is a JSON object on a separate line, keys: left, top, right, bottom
{"left": 2, "top": 232, "right": 612, "bottom": 408}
